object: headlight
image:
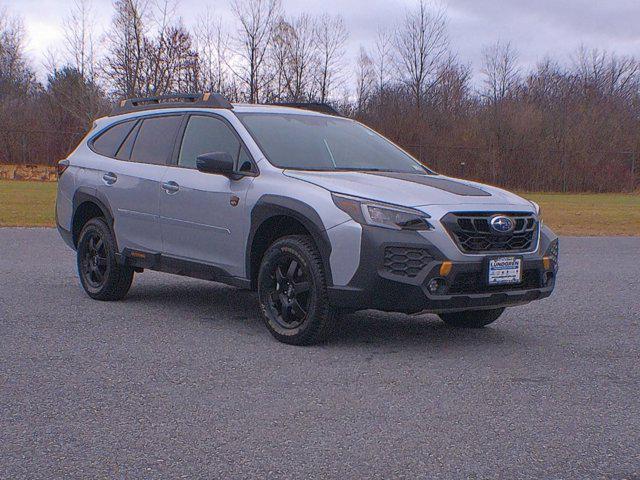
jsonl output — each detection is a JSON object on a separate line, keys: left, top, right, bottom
{"left": 332, "top": 193, "right": 433, "bottom": 231}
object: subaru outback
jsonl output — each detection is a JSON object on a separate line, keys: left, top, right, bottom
{"left": 56, "top": 93, "right": 558, "bottom": 345}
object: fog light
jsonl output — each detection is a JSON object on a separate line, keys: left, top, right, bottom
{"left": 543, "top": 272, "right": 554, "bottom": 286}
{"left": 427, "top": 277, "right": 446, "bottom": 294}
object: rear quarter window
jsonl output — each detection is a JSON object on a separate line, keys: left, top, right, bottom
{"left": 130, "top": 115, "right": 183, "bottom": 165}
{"left": 91, "top": 120, "right": 136, "bottom": 158}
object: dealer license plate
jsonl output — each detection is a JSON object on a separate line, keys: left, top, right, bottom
{"left": 488, "top": 257, "right": 522, "bottom": 285}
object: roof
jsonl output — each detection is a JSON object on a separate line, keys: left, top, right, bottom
{"left": 231, "top": 104, "right": 332, "bottom": 116}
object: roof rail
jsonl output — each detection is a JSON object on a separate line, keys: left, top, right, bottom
{"left": 268, "top": 102, "right": 341, "bottom": 116}
{"left": 110, "top": 92, "right": 233, "bottom": 116}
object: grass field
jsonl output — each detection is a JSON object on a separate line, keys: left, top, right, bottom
{"left": 1, "top": 180, "right": 639, "bottom": 235}
{"left": 522, "top": 192, "right": 640, "bottom": 236}
{"left": 0, "top": 180, "right": 58, "bottom": 227}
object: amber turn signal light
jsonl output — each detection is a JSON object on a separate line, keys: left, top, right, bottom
{"left": 439, "top": 261, "right": 453, "bottom": 277}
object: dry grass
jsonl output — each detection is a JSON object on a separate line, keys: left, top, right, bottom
{"left": 0, "top": 180, "right": 57, "bottom": 227}
{"left": 522, "top": 192, "right": 640, "bottom": 236}
{"left": 0, "top": 180, "right": 638, "bottom": 235}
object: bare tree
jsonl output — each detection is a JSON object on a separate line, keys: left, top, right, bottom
{"left": 433, "top": 55, "right": 471, "bottom": 114}
{"left": 270, "top": 13, "right": 317, "bottom": 101}
{"left": 481, "top": 40, "right": 521, "bottom": 104}
{"left": 63, "top": 0, "right": 96, "bottom": 81}
{"left": 195, "top": 8, "right": 231, "bottom": 94}
{"left": 373, "top": 27, "right": 393, "bottom": 93}
{"left": 229, "top": 0, "right": 281, "bottom": 103}
{"left": 102, "top": 0, "right": 149, "bottom": 97}
{"left": 314, "top": 13, "right": 348, "bottom": 103}
{"left": 268, "top": 17, "right": 293, "bottom": 100}
{"left": 355, "top": 46, "right": 375, "bottom": 111}
{"left": 144, "top": 21, "right": 200, "bottom": 94}
{"left": 394, "top": 0, "right": 448, "bottom": 111}
{"left": 574, "top": 46, "right": 640, "bottom": 100}
{"left": 0, "top": 7, "right": 34, "bottom": 93}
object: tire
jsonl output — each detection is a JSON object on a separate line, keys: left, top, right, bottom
{"left": 76, "top": 217, "right": 134, "bottom": 301}
{"left": 257, "top": 235, "right": 336, "bottom": 345}
{"left": 438, "top": 308, "right": 505, "bottom": 328}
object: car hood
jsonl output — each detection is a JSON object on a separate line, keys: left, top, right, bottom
{"left": 283, "top": 170, "right": 532, "bottom": 208}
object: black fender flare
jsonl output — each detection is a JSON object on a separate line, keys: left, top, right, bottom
{"left": 71, "top": 188, "right": 116, "bottom": 246}
{"left": 247, "top": 195, "right": 334, "bottom": 287}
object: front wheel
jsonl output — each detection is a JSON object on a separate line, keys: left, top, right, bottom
{"left": 438, "top": 308, "right": 505, "bottom": 328}
{"left": 257, "top": 235, "right": 336, "bottom": 345}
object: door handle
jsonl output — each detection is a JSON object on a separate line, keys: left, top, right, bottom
{"left": 162, "top": 181, "right": 180, "bottom": 194}
{"left": 102, "top": 172, "right": 117, "bottom": 185}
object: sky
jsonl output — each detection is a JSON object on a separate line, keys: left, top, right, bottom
{"left": 5, "top": 0, "right": 640, "bottom": 88}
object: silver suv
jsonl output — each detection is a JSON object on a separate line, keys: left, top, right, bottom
{"left": 56, "top": 93, "right": 558, "bottom": 345}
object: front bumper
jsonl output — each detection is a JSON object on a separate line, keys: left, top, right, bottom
{"left": 328, "top": 224, "right": 558, "bottom": 313}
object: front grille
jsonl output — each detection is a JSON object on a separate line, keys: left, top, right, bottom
{"left": 383, "top": 246, "right": 434, "bottom": 278}
{"left": 448, "top": 269, "right": 541, "bottom": 294}
{"left": 442, "top": 212, "right": 539, "bottom": 254}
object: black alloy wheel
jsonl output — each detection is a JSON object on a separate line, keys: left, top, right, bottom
{"left": 257, "top": 235, "right": 336, "bottom": 345}
{"left": 77, "top": 217, "right": 134, "bottom": 300}
{"left": 80, "top": 230, "right": 109, "bottom": 290}
{"left": 264, "top": 254, "right": 312, "bottom": 329}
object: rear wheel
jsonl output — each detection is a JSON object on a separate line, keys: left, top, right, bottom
{"left": 257, "top": 235, "right": 335, "bottom": 345}
{"left": 77, "top": 217, "right": 134, "bottom": 301}
{"left": 439, "top": 308, "right": 505, "bottom": 328}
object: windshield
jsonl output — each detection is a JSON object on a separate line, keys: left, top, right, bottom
{"left": 237, "top": 113, "right": 432, "bottom": 173}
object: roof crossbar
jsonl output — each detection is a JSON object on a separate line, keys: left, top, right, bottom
{"left": 111, "top": 92, "right": 233, "bottom": 116}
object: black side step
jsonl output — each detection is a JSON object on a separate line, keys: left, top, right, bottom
{"left": 117, "top": 248, "right": 251, "bottom": 289}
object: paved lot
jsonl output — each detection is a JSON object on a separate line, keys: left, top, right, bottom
{"left": 1, "top": 229, "right": 638, "bottom": 479}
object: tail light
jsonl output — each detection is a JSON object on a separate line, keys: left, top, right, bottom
{"left": 57, "top": 159, "right": 69, "bottom": 178}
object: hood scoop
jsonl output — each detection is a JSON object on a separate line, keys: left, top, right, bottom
{"left": 365, "top": 172, "right": 491, "bottom": 196}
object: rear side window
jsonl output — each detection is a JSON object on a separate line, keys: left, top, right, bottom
{"left": 130, "top": 115, "right": 182, "bottom": 165}
{"left": 115, "top": 121, "right": 141, "bottom": 161}
{"left": 91, "top": 120, "right": 136, "bottom": 157}
{"left": 178, "top": 115, "right": 248, "bottom": 169}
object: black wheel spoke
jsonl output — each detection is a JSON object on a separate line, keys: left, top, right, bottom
{"left": 292, "top": 281, "right": 310, "bottom": 294}
{"left": 93, "top": 269, "right": 103, "bottom": 282}
{"left": 275, "top": 266, "right": 285, "bottom": 283}
{"left": 81, "top": 231, "right": 110, "bottom": 289}
{"left": 286, "top": 260, "right": 298, "bottom": 280}
{"left": 280, "top": 303, "right": 292, "bottom": 323}
{"left": 278, "top": 293, "right": 289, "bottom": 308}
{"left": 262, "top": 252, "right": 314, "bottom": 330}
{"left": 269, "top": 291, "right": 279, "bottom": 304}
{"left": 290, "top": 299, "right": 306, "bottom": 318}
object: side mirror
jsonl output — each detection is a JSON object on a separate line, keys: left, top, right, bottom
{"left": 196, "top": 152, "right": 235, "bottom": 176}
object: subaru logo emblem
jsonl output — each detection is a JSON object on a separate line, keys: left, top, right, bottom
{"left": 490, "top": 215, "right": 514, "bottom": 233}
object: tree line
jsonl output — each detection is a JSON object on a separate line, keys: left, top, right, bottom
{"left": 0, "top": 0, "right": 638, "bottom": 192}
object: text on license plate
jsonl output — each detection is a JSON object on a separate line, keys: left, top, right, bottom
{"left": 488, "top": 257, "right": 522, "bottom": 285}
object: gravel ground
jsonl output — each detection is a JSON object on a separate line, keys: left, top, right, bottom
{"left": 1, "top": 229, "right": 638, "bottom": 479}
